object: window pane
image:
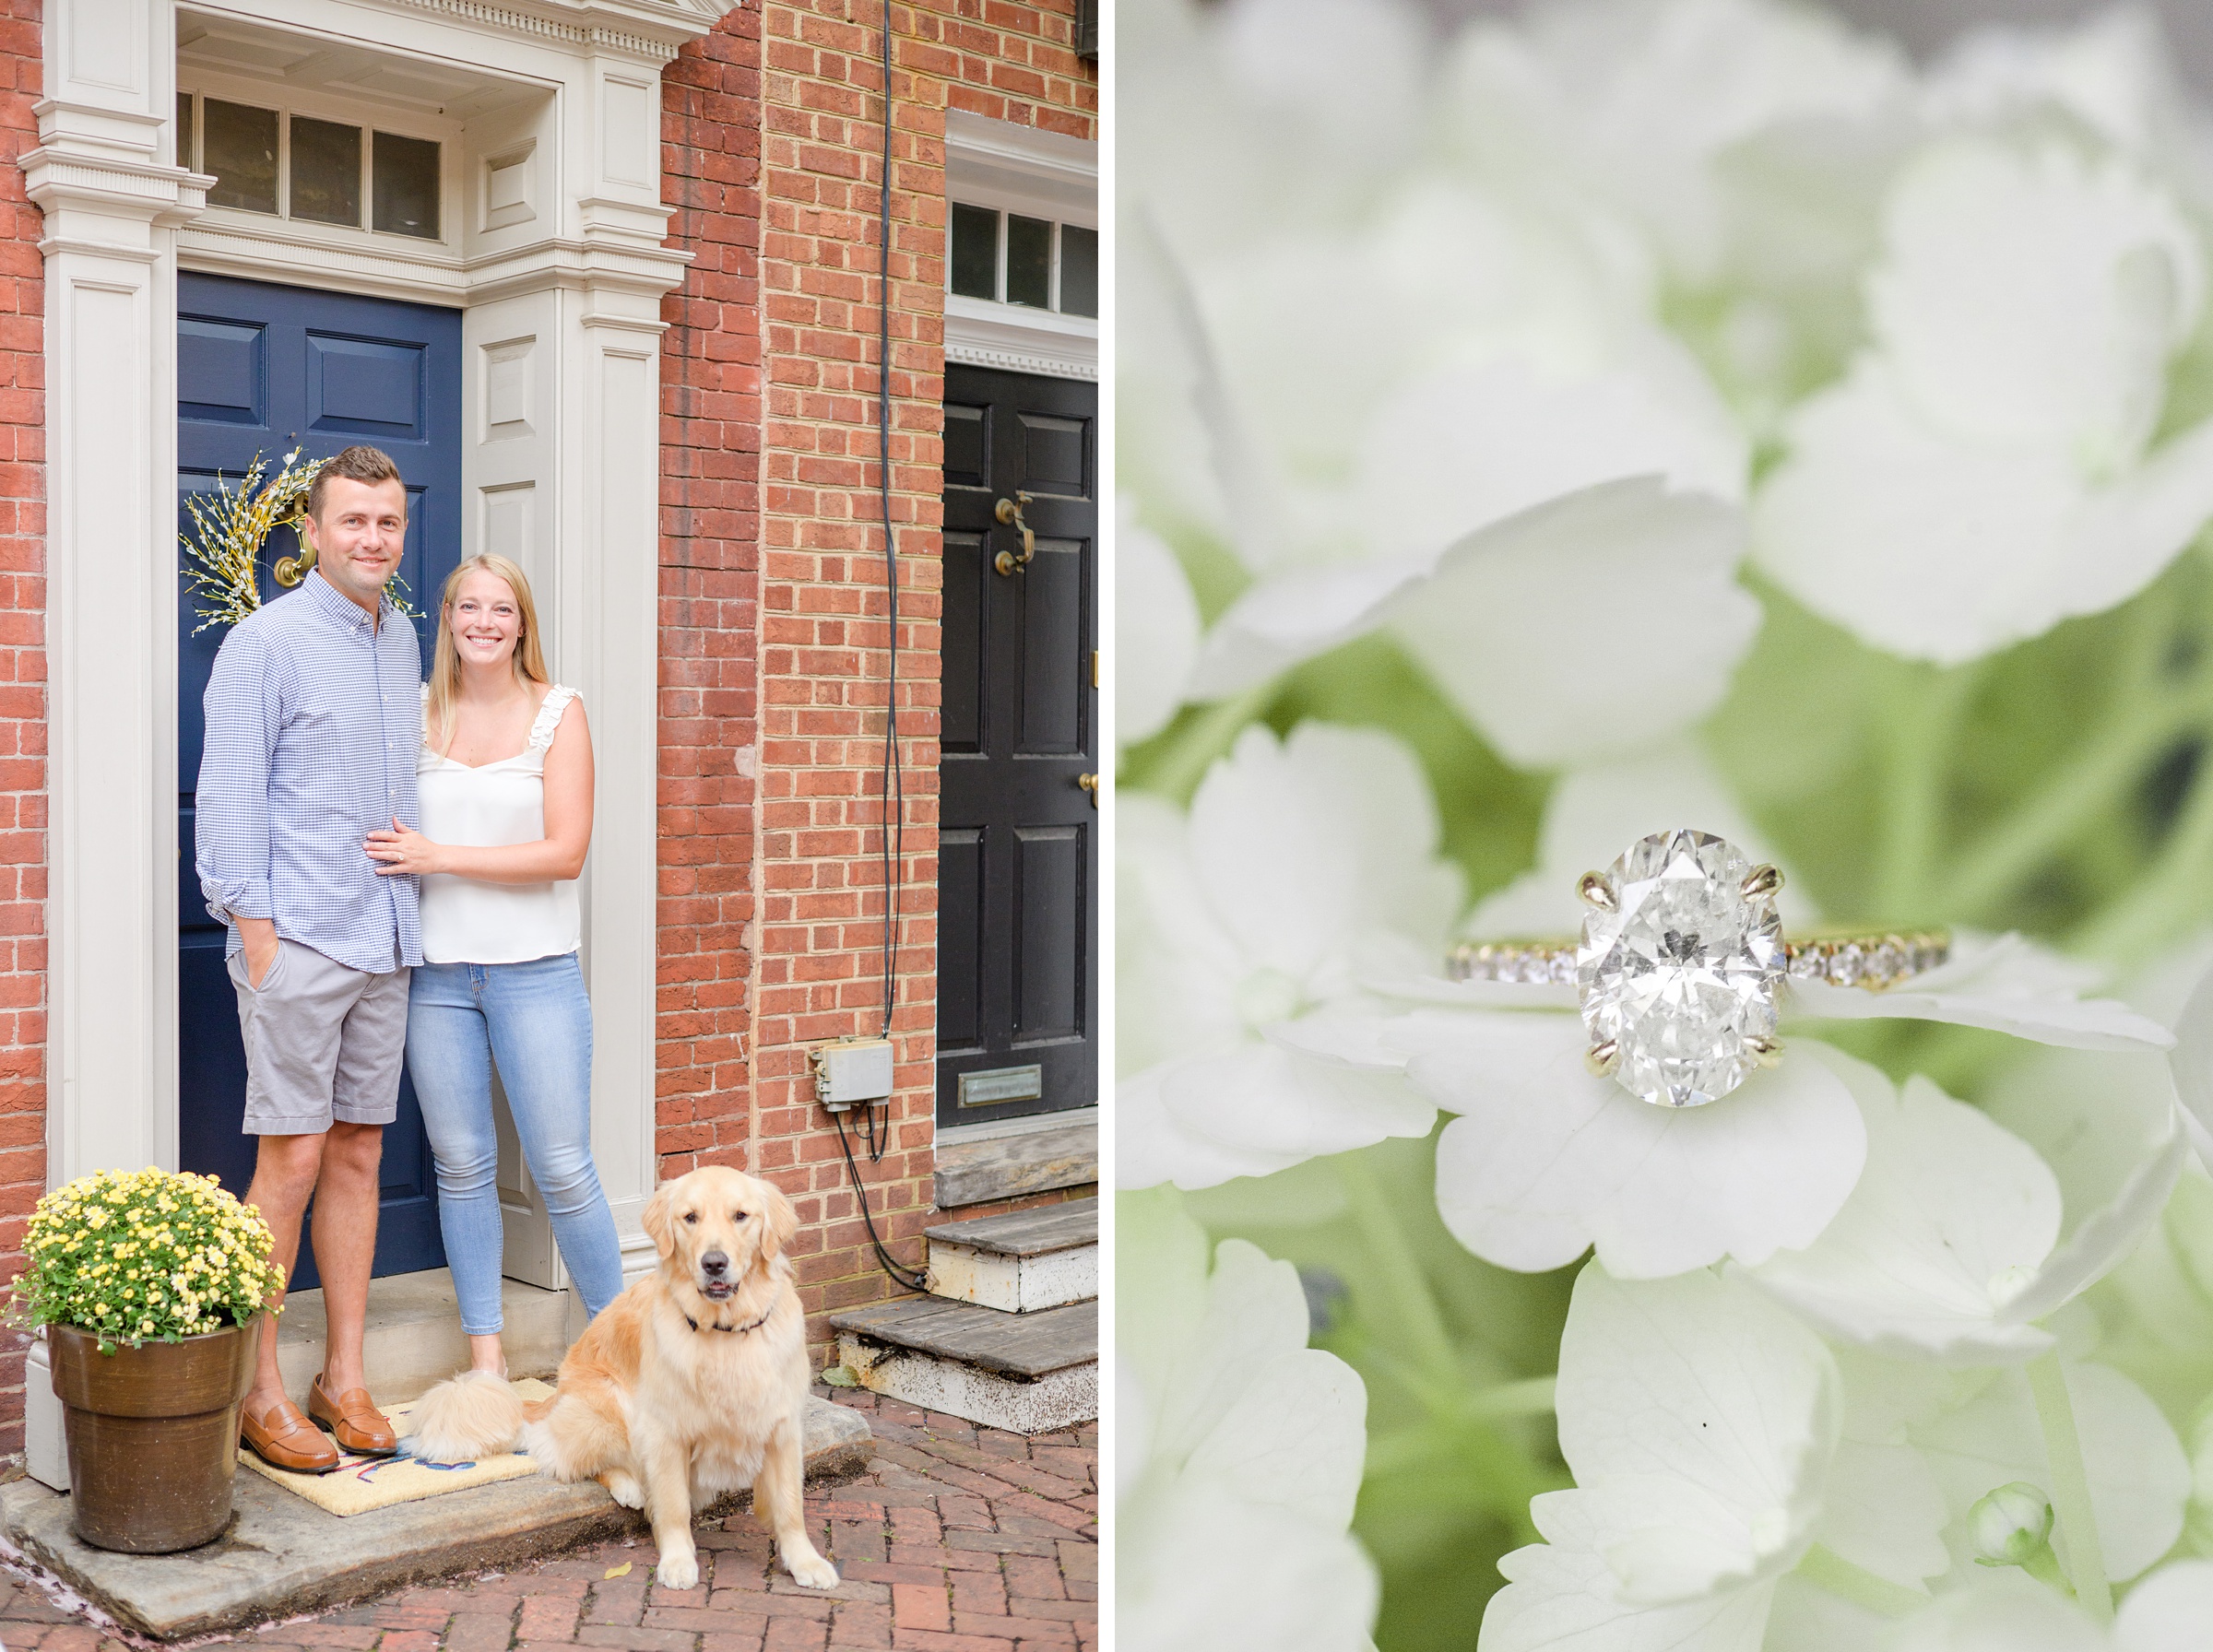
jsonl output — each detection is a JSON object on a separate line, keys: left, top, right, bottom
{"left": 289, "top": 116, "right": 361, "bottom": 227}
{"left": 1006, "top": 214, "right": 1051, "bottom": 309}
{"left": 950, "top": 203, "right": 998, "bottom": 301}
{"left": 373, "top": 132, "right": 441, "bottom": 240}
{"left": 204, "top": 100, "right": 278, "bottom": 215}
{"left": 1059, "top": 225, "right": 1097, "bottom": 317}
{"left": 177, "top": 91, "right": 195, "bottom": 171}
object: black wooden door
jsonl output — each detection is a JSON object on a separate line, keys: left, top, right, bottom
{"left": 937, "top": 366, "right": 1098, "bottom": 1128}
{"left": 178, "top": 272, "right": 459, "bottom": 1288}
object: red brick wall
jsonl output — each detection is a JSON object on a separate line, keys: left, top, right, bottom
{"left": 0, "top": 0, "right": 45, "bottom": 1457}
{"left": 913, "top": 0, "right": 1096, "bottom": 138}
{"left": 660, "top": 0, "right": 1093, "bottom": 1358}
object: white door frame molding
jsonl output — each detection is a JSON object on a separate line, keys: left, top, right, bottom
{"left": 23, "top": 0, "right": 730, "bottom": 1488}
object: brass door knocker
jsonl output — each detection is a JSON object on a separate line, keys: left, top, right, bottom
{"left": 993, "top": 492, "right": 1035, "bottom": 576}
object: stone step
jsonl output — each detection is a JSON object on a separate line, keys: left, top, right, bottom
{"left": 2, "top": 1395, "right": 871, "bottom": 1639}
{"left": 932, "top": 1110, "right": 1097, "bottom": 1209}
{"left": 925, "top": 1198, "right": 1096, "bottom": 1313}
{"left": 829, "top": 1294, "right": 1096, "bottom": 1435}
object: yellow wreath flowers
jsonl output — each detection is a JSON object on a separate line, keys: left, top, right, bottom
{"left": 15, "top": 1167, "right": 284, "bottom": 1353}
{"left": 179, "top": 446, "right": 419, "bottom": 632}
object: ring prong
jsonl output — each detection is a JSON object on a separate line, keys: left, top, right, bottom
{"left": 1748, "top": 1035, "right": 1781, "bottom": 1067}
{"left": 1577, "top": 871, "right": 1615, "bottom": 912}
{"left": 1741, "top": 864, "right": 1783, "bottom": 901}
{"left": 1585, "top": 1039, "right": 1619, "bottom": 1077}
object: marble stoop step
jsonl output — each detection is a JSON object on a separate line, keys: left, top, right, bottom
{"left": 828, "top": 1294, "right": 1097, "bottom": 1435}
{"left": 924, "top": 1197, "right": 1097, "bottom": 1313}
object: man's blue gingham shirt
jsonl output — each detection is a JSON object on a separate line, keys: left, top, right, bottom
{"left": 196, "top": 572, "right": 424, "bottom": 974}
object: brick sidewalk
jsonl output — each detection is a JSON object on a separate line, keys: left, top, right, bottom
{"left": 0, "top": 1391, "right": 1096, "bottom": 1652}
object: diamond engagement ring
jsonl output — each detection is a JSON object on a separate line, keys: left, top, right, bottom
{"left": 1446, "top": 829, "right": 1949, "bottom": 1109}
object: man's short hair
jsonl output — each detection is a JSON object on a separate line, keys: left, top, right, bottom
{"left": 305, "top": 445, "right": 405, "bottom": 523}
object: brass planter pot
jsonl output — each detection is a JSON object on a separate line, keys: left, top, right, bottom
{"left": 47, "top": 1320, "right": 258, "bottom": 1553}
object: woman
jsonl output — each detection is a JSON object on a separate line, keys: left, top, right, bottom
{"left": 366, "top": 554, "right": 624, "bottom": 1377}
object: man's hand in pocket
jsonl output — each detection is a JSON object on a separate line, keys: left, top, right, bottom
{"left": 239, "top": 917, "right": 279, "bottom": 989}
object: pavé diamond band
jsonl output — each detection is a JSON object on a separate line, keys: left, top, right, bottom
{"left": 1446, "top": 828, "right": 1950, "bottom": 1109}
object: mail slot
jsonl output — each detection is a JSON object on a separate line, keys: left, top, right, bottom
{"left": 957, "top": 1064, "right": 1044, "bottom": 1108}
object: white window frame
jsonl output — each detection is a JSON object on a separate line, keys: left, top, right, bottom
{"left": 943, "top": 111, "right": 1096, "bottom": 382}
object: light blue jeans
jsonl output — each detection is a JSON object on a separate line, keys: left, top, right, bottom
{"left": 406, "top": 953, "right": 625, "bottom": 1336}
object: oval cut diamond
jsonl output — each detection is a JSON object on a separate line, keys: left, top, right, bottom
{"left": 1577, "top": 829, "right": 1784, "bottom": 1107}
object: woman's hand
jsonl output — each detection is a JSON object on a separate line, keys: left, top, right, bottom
{"left": 366, "top": 817, "right": 445, "bottom": 878}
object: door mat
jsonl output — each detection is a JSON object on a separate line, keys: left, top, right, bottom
{"left": 241, "top": 1378, "right": 551, "bottom": 1516}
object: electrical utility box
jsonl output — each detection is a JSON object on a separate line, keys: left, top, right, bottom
{"left": 811, "top": 1036, "right": 895, "bottom": 1111}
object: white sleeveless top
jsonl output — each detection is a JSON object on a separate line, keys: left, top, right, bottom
{"left": 416, "top": 684, "right": 582, "bottom": 965}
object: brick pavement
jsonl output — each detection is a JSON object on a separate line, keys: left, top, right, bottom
{"left": 0, "top": 1391, "right": 1096, "bottom": 1652}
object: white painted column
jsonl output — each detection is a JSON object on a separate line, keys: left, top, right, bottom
{"left": 22, "top": 0, "right": 208, "bottom": 1487}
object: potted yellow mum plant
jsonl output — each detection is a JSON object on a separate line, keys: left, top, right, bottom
{"left": 13, "top": 1167, "right": 284, "bottom": 1552}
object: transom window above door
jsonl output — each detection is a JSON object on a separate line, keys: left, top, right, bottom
{"left": 948, "top": 204, "right": 1097, "bottom": 319}
{"left": 178, "top": 89, "right": 443, "bottom": 242}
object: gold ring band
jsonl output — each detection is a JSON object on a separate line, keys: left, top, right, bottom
{"left": 1447, "top": 929, "right": 1951, "bottom": 993}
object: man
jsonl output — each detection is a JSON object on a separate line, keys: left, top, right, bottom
{"left": 197, "top": 444, "right": 424, "bottom": 1473}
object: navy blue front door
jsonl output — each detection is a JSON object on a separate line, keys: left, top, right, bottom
{"left": 178, "top": 273, "right": 461, "bottom": 1288}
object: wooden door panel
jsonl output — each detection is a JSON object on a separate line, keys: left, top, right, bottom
{"left": 1019, "top": 412, "right": 1087, "bottom": 498}
{"left": 1013, "top": 823, "right": 1084, "bottom": 1042}
{"left": 1019, "top": 539, "right": 1087, "bottom": 755}
{"left": 938, "top": 827, "right": 986, "bottom": 1053}
{"left": 941, "top": 532, "right": 988, "bottom": 755}
{"left": 936, "top": 366, "right": 1098, "bottom": 1127}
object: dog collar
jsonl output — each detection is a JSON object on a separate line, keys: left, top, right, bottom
{"left": 685, "top": 1303, "right": 774, "bottom": 1336}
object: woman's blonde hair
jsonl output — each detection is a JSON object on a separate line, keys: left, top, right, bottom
{"left": 425, "top": 554, "right": 549, "bottom": 755}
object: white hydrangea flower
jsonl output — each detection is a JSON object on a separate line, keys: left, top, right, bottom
{"left": 1438, "top": 0, "right": 1911, "bottom": 287}
{"left": 1118, "top": 723, "right": 1460, "bottom": 1189}
{"left": 1118, "top": 1191, "right": 1378, "bottom": 1652}
{"left": 1118, "top": 506, "right": 1201, "bottom": 748}
{"left": 1481, "top": 1264, "right": 1905, "bottom": 1651}
{"left": 1810, "top": 1560, "right": 2213, "bottom": 1652}
{"left": 1739, "top": 1057, "right": 2181, "bottom": 1363}
{"left": 1123, "top": 0, "right": 1762, "bottom": 769}
{"left": 1755, "top": 129, "right": 2213, "bottom": 664}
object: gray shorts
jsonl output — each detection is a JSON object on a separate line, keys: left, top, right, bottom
{"left": 229, "top": 939, "right": 410, "bottom": 1135}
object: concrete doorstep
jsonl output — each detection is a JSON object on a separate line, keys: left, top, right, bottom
{"left": 0, "top": 1396, "right": 872, "bottom": 1640}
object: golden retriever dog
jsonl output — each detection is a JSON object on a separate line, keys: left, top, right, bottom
{"left": 406, "top": 1165, "right": 839, "bottom": 1590}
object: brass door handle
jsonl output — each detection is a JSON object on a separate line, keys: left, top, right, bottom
{"left": 993, "top": 493, "right": 1035, "bottom": 576}
{"left": 273, "top": 546, "right": 316, "bottom": 587}
{"left": 1076, "top": 773, "right": 1098, "bottom": 808}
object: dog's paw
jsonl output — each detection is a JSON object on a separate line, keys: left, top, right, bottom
{"left": 655, "top": 1549, "right": 700, "bottom": 1591}
{"left": 603, "top": 1471, "right": 645, "bottom": 1509}
{"left": 785, "top": 1550, "right": 840, "bottom": 1591}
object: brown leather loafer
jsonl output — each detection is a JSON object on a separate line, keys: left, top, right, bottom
{"left": 241, "top": 1396, "right": 341, "bottom": 1474}
{"left": 307, "top": 1375, "right": 398, "bottom": 1457}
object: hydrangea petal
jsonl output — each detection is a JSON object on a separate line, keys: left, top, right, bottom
{"left": 1483, "top": 1539, "right": 1776, "bottom": 1652}
{"left": 1741, "top": 1071, "right": 2063, "bottom": 1363}
{"left": 1983, "top": 1040, "right": 2186, "bottom": 1324}
{"left": 1118, "top": 1063, "right": 1305, "bottom": 1191}
{"left": 1387, "top": 479, "right": 1759, "bottom": 767}
{"left": 1786, "top": 931, "right": 2175, "bottom": 1052}
{"left": 2114, "top": 1558, "right": 2213, "bottom": 1652}
{"left": 1187, "top": 724, "right": 1462, "bottom": 980}
{"left": 1157, "top": 1043, "right": 1436, "bottom": 1169}
{"left": 1118, "top": 513, "right": 1201, "bottom": 747}
{"left": 1186, "top": 1347, "right": 1368, "bottom": 1528}
{"left": 1422, "top": 1024, "right": 1864, "bottom": 1275}
{"left": 1865, "top": 137, "right": 2201, "bottom": 463}
{"left": 1482, "top": 1267, "right": 1835, "bottom": 1642}
{"left": 1120, "top": 1477, "right": 1379, "bottom": 1652}
{"left": 1886, "top": 1570, "right": 2106, "bottom": 1652}
{"left": 1911, "top": 1362, "right": 2188, "bottom": 1583}
{"left": 1816, "top": 1437, "right": 1950, "bottom": 1589}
